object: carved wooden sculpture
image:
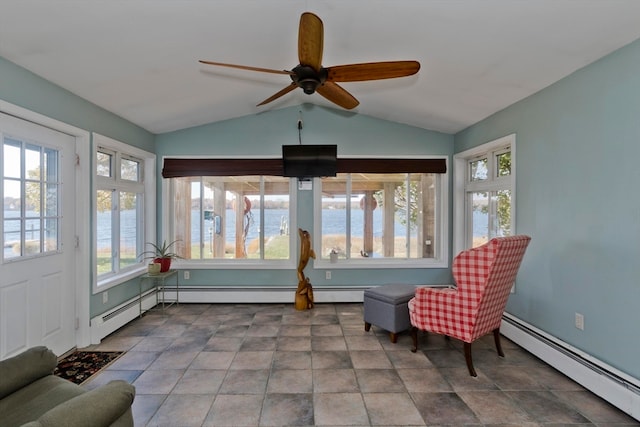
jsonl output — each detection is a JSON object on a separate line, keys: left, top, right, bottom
{"left": 295, "top": 228, "right": 316, "bottom": 310}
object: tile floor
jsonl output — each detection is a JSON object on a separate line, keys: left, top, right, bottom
{"left": 83, "top": 303, "right": 639, "bottom": 426}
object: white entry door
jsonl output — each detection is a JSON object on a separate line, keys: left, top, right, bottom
{"left": 1, "top": 112, "right": 76, "bottom": 359}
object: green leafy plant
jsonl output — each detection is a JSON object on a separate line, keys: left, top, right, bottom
{"left": 139, "top": 239, "right": 182, "bottom": 261}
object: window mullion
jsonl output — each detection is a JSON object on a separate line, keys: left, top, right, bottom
{"left": 405, "top": 174, "right": 411, "bottom": 259}
{"left": 346, "top": 174, "right": 352, "bottom": 259}
{"left": 200, "top": 178, "right": 205, "bottom": 260}
{"left": 259, "top": 177, "right": 265, "bottom": 260}
{"left": 112, "top": 189, "right": 119, "bottom": 272}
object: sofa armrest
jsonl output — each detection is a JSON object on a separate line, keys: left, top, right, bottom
{"left": 22, "top": 380, "right": 135, "bottom": 427}
{"left": 0, "top": 346, "right": 57, "bottom": 399}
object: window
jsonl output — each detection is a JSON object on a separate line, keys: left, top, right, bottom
{"left": 454, "top": 134, "right": 515, "bottom": 252}
{"left": 167, "top": 175, "right": 294, "bottom": 264}
{"left": 94, "top": 134, "right": 155, "bottom": 290}
{"left": 3, "top": 138, "right": 61, "bottom": 259}
{"left": 315, "top": 169, "right": 447, "bottom": 267}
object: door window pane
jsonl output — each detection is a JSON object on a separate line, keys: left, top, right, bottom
{"left": 25, "top": 144, "right": 40, "bottom": 176}
{"left": 44, "top": 217, "right": 59, "bottom": 252}
{"left": 3, "top": 140, "right": 20, "bottom": 178}
{"left": 3, "top": 139, "right": 60, "bottom": 259}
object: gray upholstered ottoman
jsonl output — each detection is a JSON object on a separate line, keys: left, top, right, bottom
{"left": 364, "top": 284, "right": 417, "bottom": 343}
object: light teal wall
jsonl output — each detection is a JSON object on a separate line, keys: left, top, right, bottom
{"left": 155, "top": 104, "right": 455, "bottom": 290}
{"left": 455, "top": 39, "right": 640, "bottom": 379}
{"left": 0, "top": 57, "right": 156, "bottom": 318}
{"left": 0, "top": 57, "right": 154, "bottom": 151}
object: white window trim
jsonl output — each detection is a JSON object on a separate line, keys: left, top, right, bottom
{"left": 93, "top": 133, "right": 155, "bottom": 293}
{"left": 161, "top": 157, "right": 297, "bottom": 270}
{"left": 312, "top": 155, "right": 449, "bottom": 269}
{"left": 453, "top": 134, "right": 516, "bottom": 255}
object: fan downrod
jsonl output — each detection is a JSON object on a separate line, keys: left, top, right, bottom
{"left": 291, "top": 65, "right": 328, "bottom": 94}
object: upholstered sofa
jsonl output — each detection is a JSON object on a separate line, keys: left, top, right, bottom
{"left": 0, "top": 346, "right": 135, "bottom": 427}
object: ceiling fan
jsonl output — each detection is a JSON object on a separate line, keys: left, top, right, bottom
{"left": 199, "top": 12, "right": 420, "bottom": 110}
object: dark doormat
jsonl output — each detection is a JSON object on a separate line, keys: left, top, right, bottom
{"left": 54, "top": 351, "right": 124, "bottom": 385}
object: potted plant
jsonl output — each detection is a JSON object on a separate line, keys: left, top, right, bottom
{"left": 140, "top": 240, "right": 181, "bottom": 273}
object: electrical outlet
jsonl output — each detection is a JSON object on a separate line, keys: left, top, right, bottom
{"left": 326, "top": 271, "right": 331, "bottom": 280}
{"left": 184, "top": 271, "right": 190, "bottom": 280}
{"left": 102, "top": 291, "right": 108, "bottom": 304}
{"left": 575, "top": 312, "right": 584, "bottom": 330}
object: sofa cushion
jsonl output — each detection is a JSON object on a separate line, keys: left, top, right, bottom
{"left": 22, "top": 380, "right": 135, "bottom": 427}
{"left": 0, "top": 346, "right": 57, "bottom": 400}
{"left": 0, "top": 375, "right": 84, "bottom": 426}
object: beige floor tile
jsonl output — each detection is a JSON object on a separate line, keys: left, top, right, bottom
{"left": 147, "top": 394, "right": 214, "bottom": 427}
{"left": 314, "top": 393, "right": 369, "bottom": 426}
{"left": 173, "top": 369, "right": 226, "bottom": 394}
{"left": 203, "top": 394, "right": 263, "bottom": 426}
{"left": 363, "top": 392, "right": 425, "bottom": 426}
{"left": 313, "top": 368, "right": 359, "bottom": 393}
{"left": 267, "top": 368, "right": 313, "bottom": 393}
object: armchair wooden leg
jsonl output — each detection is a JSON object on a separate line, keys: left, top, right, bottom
{"left": 493, "top": 328, "right": 505, "bottom": 357}
{"left": 463, "top": 343, "right": 477, "bottom": 377}
{"left": 410, "top": 327, "right": 418, "bottom": 353}
{"left": 364, "top": 322, "right": 371, "bottom": 332}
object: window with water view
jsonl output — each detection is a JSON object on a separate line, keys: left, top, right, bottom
{"left": 168, "top": 176, "right": 292, "bottom": 261}
{"left": 96, "top": 147, "right": 144, "bottom": 276}
{"left": 317, "top": 172, "right": 443, "bottom": 263}
{"left": 467, "top": 147, "right": 512, "bottom": 247}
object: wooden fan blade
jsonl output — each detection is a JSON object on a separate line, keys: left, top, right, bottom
{"left": 257, "top": 83, "right": 298, "bottom": 106}
{"left": 316, "top": 81, "right": 359, "bottom": 109}
{"left": 326, "top": 61, "right": 420, "bottom": 82}
{"left": 199, "top": 60, "right": 293, "bottom": 76}
{"left": 298, "top": 12, "right": 323, "bottom": 71}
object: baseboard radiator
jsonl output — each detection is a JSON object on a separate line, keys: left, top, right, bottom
{"left": 501, "top": 313, "right": 640, "bottom": 421}
{"left": 89, "top": 289, "right": 157, "bottom": 344}
{"left": 162, "top": 285, "right": 367, "bottom": 304}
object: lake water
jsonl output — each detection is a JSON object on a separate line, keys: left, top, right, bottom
{"left": 4, "top": 208, "right": 489, "bottom": 256}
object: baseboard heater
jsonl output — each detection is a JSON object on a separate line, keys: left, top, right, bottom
{"left": 159, "top": 283, "right": 453, "bottom": 304}
{"left": 501, "top": 313, "right": 640, "bottom": 421}
{"left": 160, "top": 285, "right": 368, "bottom": 304}
{"left": 89, "top": 288, "right": 157, "bottom": 344}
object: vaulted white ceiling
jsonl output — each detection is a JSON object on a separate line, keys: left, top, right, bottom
{"left": 2, "top": 1, "right": 640, "bottom": 135}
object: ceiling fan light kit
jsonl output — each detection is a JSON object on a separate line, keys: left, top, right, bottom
{"left": 199, "top": 12, "right": 420, "bottom": 109}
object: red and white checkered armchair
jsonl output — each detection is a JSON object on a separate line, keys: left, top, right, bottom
{"left": 409, "top": 235, "right": 531, "bottom": 376}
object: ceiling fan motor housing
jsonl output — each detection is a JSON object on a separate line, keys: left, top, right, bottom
{"left": 292, "top": 65, "right": 328, "bottom": 94}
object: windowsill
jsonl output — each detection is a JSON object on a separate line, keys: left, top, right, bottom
{"left": 174, "top": 259, "right": 297, "bottom": 270}
{"left": 95, "top": 265, "right": 147, "bottom": 293}
{"left": 313, "top": 259, "right": 448, "bottom": 269}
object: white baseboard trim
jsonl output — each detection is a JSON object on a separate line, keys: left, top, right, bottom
{"left": 501, "top": 313, "right": 640, "bottom": 421}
